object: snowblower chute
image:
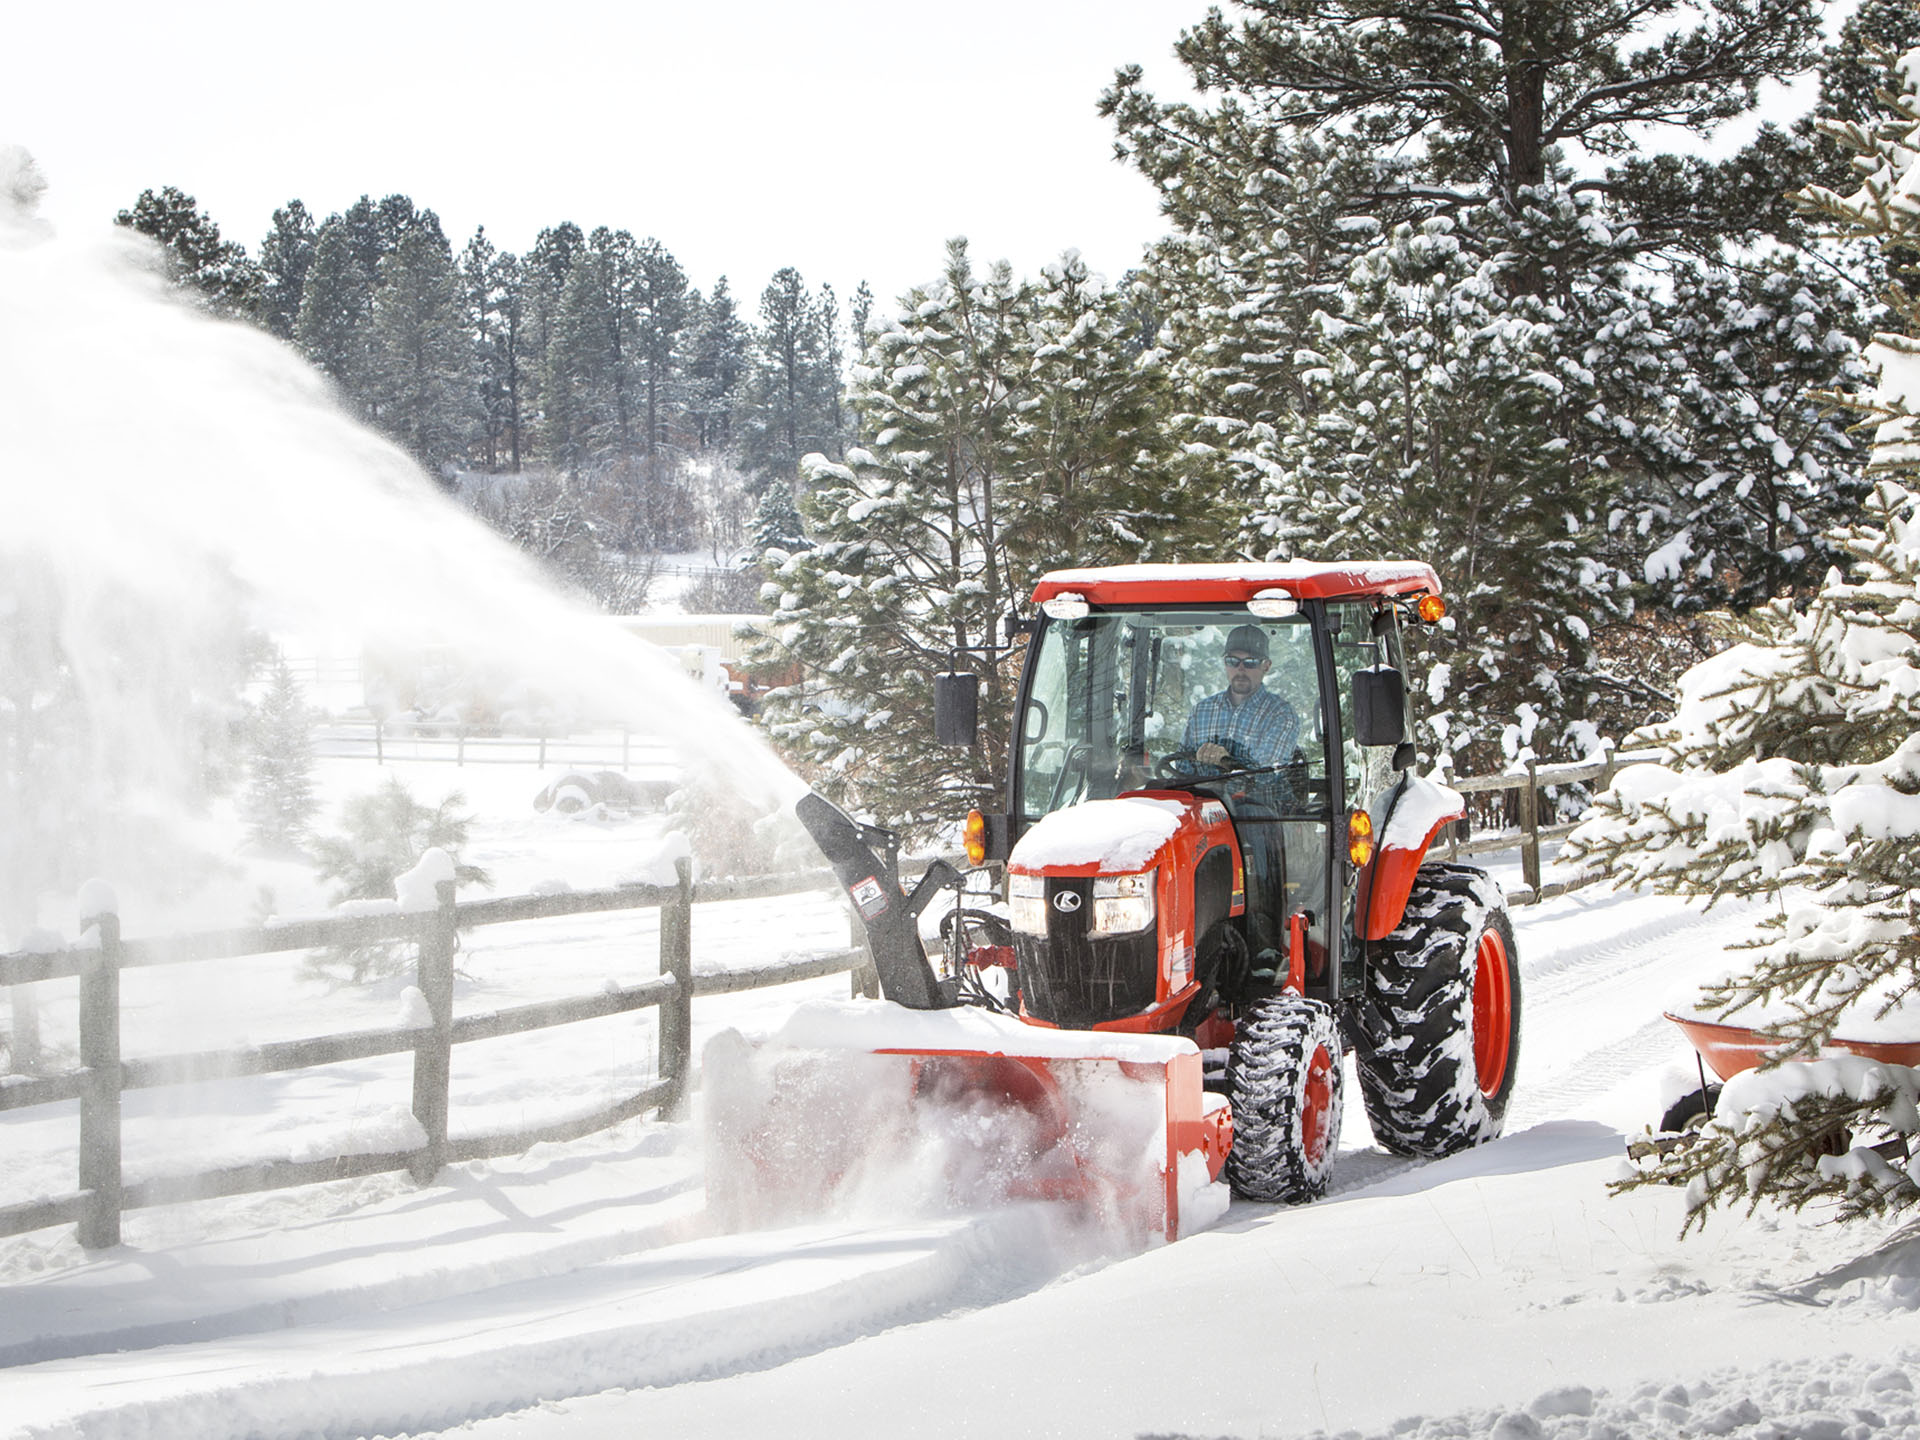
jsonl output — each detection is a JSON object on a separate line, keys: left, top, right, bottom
{"left": 701, "top": 793, "right": 1232, "bottom": 1243}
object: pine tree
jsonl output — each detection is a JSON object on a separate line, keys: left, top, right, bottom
{"left": 740, "top": 268, "right": 841, "bottom": 488}
{"left": 543, "top": 241, "right": 623, "bottom": 476}
{"left": 1248, "top": 199, "right": 1644, "bottom": 769}
{"left": 241, "top": 657, "right": 318, "bottom": 854}
{"left": 752, "top": 478, "right": 809, "bottom": 556}
{"left": 370, "top": 212, "right": 476, "bottom": 480}
{"left": 295, "top": 218, "right": 373, "bottom": 402}
{"left": 1000, "top": 253, "right": 1186, "bottom": 577}
{"left": 687, "top": 278, "right": 750, "bottom": 449}
{"left": 755, "top": 241, "right": 1182, "bottom": 835}
{"left": 256, "top": 199, "right": 316, "bottom": 341}
{"left": 462, "top": 228, "right": 526, "bottom": 472}
{"left": 1645, "top": 258, "right": 1872, "bottom": 613}
{"left": 1106, "top": 0, "right": 1821, "bottom": 271}
{"left": 1571, "top": 56, "right": 1920, "bottom": 1226}
{"left": 114, "top": 186, "right": 260, "bottom": 316}
{"left": 1108, "top": 0, "right": 1869, "bottom": 766}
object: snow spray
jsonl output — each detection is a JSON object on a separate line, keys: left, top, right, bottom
{"left": 0, "top": 145, "right": 808, "bottom": 937}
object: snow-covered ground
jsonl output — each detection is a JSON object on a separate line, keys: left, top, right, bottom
{"left": 3, "top": 766, "right": 1918, "bottom": 1440}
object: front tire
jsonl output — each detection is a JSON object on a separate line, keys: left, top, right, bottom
{"left": 1223, "top": 996, "right": 1344, "bottom": 1203}
{"left": 1355, "top": 863, "right": 1520, "bottom": 1158}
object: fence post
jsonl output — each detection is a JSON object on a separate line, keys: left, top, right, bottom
{"left": 621, "top": 731, "right": 631, "bottom": 772}
{"left": 77, "top": 909, "right": 123, "bottom": 1249}
{"left": 1440, "top": 757, "right": 1459, "bottom": 860}
{"left": 538, "top": 732, "right": 547, "bottom": 769}
{"left": 456, "top": 730, "right": 467, "bottom": 767}
{"left": 409, "top": 881, "right": 457, "bottom": 1183}
{"left": 1519, "top": 757, "right": 1542, "bottom": 898}
{"left": 1599, "top": 740, "right": 1618, "bottom": 793}
{"left": 374, "top": 716, "right": 385, "bottom": 766}
{"left": 657, "top": 858, "right": 693, "bottom": 1116}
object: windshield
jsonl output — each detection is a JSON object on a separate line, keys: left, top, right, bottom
{"left": 1016, "top": 609, "right": 1329, "bottom": 826}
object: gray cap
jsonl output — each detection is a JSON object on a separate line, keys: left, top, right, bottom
{"left": 1224, "top": 624, "right": 1268, "bottom": 660}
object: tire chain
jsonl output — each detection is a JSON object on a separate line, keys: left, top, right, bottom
{"left": 1223, "top": 995, "right": 1345, "bottom": 1204}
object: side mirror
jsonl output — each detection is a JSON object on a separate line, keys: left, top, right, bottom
{"left": 1352, "top": 667, "right": 1407, "bottom": 748}
{"left": 934, "top": 671, "right": 979, "bottom": 747}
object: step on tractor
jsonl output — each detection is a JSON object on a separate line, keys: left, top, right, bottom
{"left": 703, "top": 562, "right": 1522, "bottom": 1241}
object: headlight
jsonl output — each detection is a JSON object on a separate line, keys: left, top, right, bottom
{"left": 1091, "top": 870, "right": 1156, "bottom": 936}
{"left": 1009, "top": 872, "right": 1047, "bottom": 935}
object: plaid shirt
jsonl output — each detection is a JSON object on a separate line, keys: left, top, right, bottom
{"left": 1181, "top": 686, "right": 1300, "bottom": 784}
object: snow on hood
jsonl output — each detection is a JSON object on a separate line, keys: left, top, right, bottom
{"left": 1008, "top": 797, "right": 1185, "bottom": 873}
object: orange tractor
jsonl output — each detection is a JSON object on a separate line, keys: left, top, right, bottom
{"left": 708, "top": 562, "right": 1521, "bottom": 1240}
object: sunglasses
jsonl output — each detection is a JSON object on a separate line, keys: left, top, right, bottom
{"left": 1223, "top": 655, "right": 1265, "bottom": 669}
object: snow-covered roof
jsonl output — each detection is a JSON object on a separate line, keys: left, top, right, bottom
{"left": 1030, "top": 561, "right": 1442, "bottom": 606}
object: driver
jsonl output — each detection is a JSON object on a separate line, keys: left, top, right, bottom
{"left": 1178, "top": 623, "right": 1300, "bottom": 979}
{"left": 1181, "top": 624, "right": 1299, "bottom": 787}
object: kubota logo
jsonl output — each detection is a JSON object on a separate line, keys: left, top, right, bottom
{"left": 1052, "top": 892, "right": 1082, "bottom": 913}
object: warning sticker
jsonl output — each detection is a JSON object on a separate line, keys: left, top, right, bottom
{"left": 850, "top": 875, "right": 890, "bottom": 919}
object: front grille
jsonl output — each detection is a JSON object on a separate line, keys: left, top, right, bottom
{"left": 1015, "top": 877, "right": 1158, "bottom": 1028}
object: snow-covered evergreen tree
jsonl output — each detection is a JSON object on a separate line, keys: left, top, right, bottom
{"left": 114, "top": 186, "right": 260, "bottom": 317}
{"left": 256, "top": 199, "right": 316, "bottom": 342}
{"left": 370, "top": 213, "right": 476, "bottom": 481}
{"left": 752, "top": 478, "right": 808, "bottom": 557}
{"left": 295, "top": 217, "right": 372, "bottom": 401}
{"left": 755, "top": 242, "right": 1186, "bottom": 836}
{"left": 999, "top": 253, "right": 1187, "bottom": 578}
{"left": 1244, "top": 196, "right": 1647, "bottom": 770}
{"left": 1570, "top": 56, "right": 1920, "bottom": 1225}
{"left": 739, "top": 268, "right": 842, "bottom": 488}
{"left": 1644, "top": 258, "right": 1871, "bottom": 613}
{"left": 1109, "top": 0, "right": 1870, "bottom": 767}
{"left": 686, "top": 278, "right": 750, "bottom": 450}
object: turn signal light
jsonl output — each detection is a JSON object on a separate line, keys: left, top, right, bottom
{"left": 1348, "top": 809, "right": 1375, "bottom": 867}
{"left": 1416, "top": 594, "right": 1447, "bottom": 624}
{"left": 964, "top": 809, "right": 988, "bottom": 867}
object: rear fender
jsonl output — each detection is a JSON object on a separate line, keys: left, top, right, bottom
{"left": 1356, "top": 775, "right": 1466, "bottom": 941}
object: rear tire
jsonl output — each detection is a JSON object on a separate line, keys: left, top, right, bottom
{"left": 1224, "top": 996, "right": 1343, "bottom": 1203}
{"left": 1355, "top": 863, "right": 1520, "bottom": 1158}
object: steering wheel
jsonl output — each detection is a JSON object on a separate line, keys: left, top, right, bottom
{"left": 1154, "top": 748, "right": 1201, "bottom": 780}
{"left": 1155, "top": 742, "right": 1250, "bottom": 779}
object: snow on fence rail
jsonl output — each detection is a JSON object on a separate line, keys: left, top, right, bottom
{"left": 0, "top": 864, "right": 864, "bottom": 1250}
{"left": 1437, "top": 744, "right": 1660, "bottom": 905}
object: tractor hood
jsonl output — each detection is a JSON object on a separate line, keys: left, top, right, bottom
{"left": 1008, "top": 794, "right": 1212, "bottom": 876}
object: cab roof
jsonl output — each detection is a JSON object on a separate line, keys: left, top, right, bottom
{"left": 1029, "top": 561, "right": 1442, "bottom": 607}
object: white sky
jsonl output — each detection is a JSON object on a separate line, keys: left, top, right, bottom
{"left": 5, "top": 1, "right": 1207, "bottom": 312}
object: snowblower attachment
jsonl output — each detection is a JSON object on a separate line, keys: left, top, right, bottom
{"left": 700, "top": 793, "right": 1231, "bottom": 1243}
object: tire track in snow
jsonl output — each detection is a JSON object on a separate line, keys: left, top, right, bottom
{"left": 1506, "top": 897, "right": 1760, "bottom": 1127}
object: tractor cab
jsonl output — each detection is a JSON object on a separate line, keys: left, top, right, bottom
{"left": 955, "top": 563, "right": 1447, "bottom": 1030}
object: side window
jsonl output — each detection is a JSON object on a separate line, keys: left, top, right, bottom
{"left": 1328, "top": 601, "right": 1399, "bottom": 816}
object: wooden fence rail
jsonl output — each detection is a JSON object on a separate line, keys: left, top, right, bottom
{"left": 0, "top": 863, "right": 859, "bottom": 1250}
{"left": 312, "top": 719, "right": 676, "bottom": 771}
{"left": 1436, "top": 745, "right": 1660, "bottom": 905}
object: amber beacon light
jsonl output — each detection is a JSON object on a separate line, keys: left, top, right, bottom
{"left": 1348, "top": 808, "right": 1375, "bottom": 867}
{"left": 964, "top": 809, "right": 988, "bottom": 866}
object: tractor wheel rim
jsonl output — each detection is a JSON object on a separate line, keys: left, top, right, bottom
{"left": 1301, "top": 1044, "right": 1334, "bottom": 1164}
{"left": 1472, "top": 928, "right": 1512, "bottom": 1096}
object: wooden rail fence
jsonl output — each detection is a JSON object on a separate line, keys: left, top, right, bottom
{"left": 0, "top": 863, "right": 861, "bottom": 1250}
{"left": 312, "top": 719, "right": 675, "bottom": 771}
{"left": 1436, "top": 745, "right": 1658, "bottom": 905}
